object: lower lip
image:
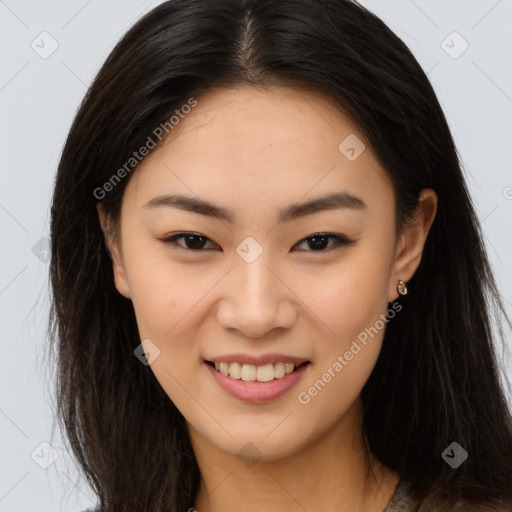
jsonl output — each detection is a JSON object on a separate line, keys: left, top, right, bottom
{"left": 204, "top": 362, "right": 311, "bottom": 404}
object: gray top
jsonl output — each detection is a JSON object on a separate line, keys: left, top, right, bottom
{"left": 384, "top": 478, "right": 417, "bottom": 511}
{"left": 383, "top": 479, "right": 512, "bottom": 511}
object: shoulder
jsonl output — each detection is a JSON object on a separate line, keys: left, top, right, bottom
{"left": 387, "top": 479, "right": 512, "bottom": 511}
{"left": 385, "top": 478, "right": 419, "bottom": 511}
{"left": 450, "top": 498, "right": 512, "bottom": 511}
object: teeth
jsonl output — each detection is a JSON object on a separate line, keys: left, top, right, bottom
{"left": 241, "top": 364, "right": 257, "bottom": 381}
{"left": 211, "top": 361, "right": 305, "bottom": 382}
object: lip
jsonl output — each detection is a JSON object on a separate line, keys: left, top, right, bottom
{"left": 204, "top": 360, "right": 311, "bottom": 404}
{"left": 204, "top": 353, "right": 310, "bottom": 366}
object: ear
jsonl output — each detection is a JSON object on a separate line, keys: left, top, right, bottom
{"left": 96, "top": 203, "right": 131, "bottom": 299}
{"left": 388, "top": 188, "right": 438, "bottom": 302}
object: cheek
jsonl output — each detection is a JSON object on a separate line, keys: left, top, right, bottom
{"left": 296, "top": 255, "right": 391, "bottom": 341}
{"left": 295, "top": 276, "right": 389, "bottom": 419}
{"left": 296, "top": 250, "right": 393, "bottom": 408}
{"left": 123, "top": 246, "right": 204, "bottom": 409}
{"left": 123, "top": 242, "right": 199, "bottom": 334}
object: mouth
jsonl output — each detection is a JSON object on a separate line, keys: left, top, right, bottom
{"left": 204, "top": 359, "right": 312, "bottom": 403}
{"left": 204, "top": 360, "right": 311, "bottom": 382}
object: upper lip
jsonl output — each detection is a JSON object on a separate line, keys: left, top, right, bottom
{"left": 204, "top": 353, "right": 310, "bottom": 366}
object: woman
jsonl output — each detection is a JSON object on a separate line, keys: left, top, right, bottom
{"left": 49, "top": 1, "right": 512, "bottom": 510}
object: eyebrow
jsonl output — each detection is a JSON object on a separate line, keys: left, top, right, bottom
{"left": 142, "top": 191, "right": 367, "bottom": 223}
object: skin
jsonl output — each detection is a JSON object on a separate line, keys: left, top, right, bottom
{"left": 98, "top": 85, "right": 437, "bottom": 511}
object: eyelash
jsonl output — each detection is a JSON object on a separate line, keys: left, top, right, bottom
{"left": 160, "top": 232, "right": 356, "bottom": 254}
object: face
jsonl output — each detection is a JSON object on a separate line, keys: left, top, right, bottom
{"left": 99, "top": 85, "right": 435, "bottom": 462}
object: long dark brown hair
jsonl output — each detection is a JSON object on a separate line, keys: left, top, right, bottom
{"left": 48, "top": 0, "right": 512, "bottom": 510}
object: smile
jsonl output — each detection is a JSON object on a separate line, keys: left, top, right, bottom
{"left": 207, "top": 360, "right": 309, "bottom": 382}
{"left": 204, "top": 360, "right": 311, "bottom": 403}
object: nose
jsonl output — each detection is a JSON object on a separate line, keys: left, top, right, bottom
{"left": 216, "top": 252, "right": 297, "bottom": 338}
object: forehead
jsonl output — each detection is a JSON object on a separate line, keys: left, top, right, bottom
{"left": 163, "top": 85, "right": 363, "bottom": 154}
{"left": 124, "top": 85, "right": 394, "bottom": 218}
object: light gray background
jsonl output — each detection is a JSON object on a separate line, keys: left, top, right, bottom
{"left": 1, "top": 1, "right": 511, "bottom": 510}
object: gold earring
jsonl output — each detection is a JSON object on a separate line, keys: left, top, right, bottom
{"left": 397, "top": 279, "right": 408, "bottom": 295}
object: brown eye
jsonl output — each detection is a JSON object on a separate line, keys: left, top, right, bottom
{"left": 162, "top": 233, "right": 219, "bottom": 251}
{"left": 293, "top": 233, "right": 355, "bottom": 252}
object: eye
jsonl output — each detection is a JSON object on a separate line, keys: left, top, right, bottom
{"left": 292, "top": 233, "right": 356, "bottom": 252}
{"left": 161, "top": 232, "right": 219, "bottom": 252}
{"left": 160, "top": 232, "right": 356, "bottom": 253}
